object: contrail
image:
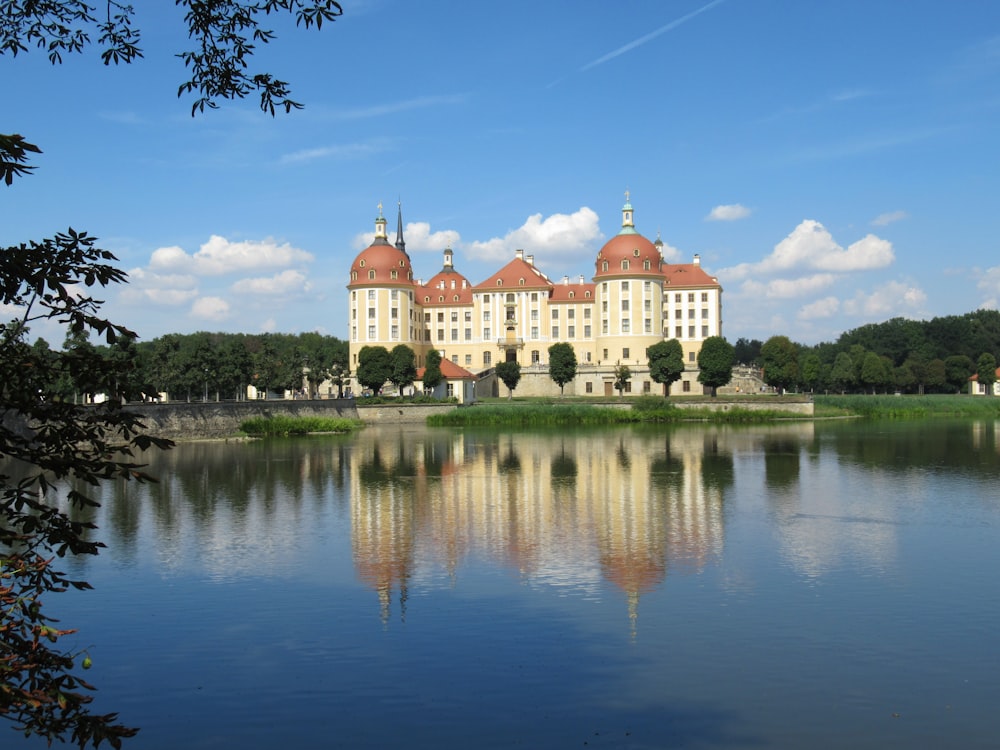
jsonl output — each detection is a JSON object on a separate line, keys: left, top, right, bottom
{"left": 580, "top": 0, "right": 726, "bottom": 72}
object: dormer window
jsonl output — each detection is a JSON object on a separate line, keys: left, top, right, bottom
{"left": 368, "top": 270, "right": 375, "bottom": 280}
{"left": 497, "top": 279, "right": 503, "bottom": 287}
{"left": 621, "top": 260, "right": 630, "bottom": 270}
{"left": 519, "top": 278, "right": 525, "bottom": 286}
{"left": 633, "top": 248, "right": 640, "bottom": 257}
{"left": 390, "top": 270, "right": 398, "bottom": 279}
{"left": 351, "top": 271, "right": 358, "bottom": 281}
{"left": 601, "top": 261, "right": 609, "bottom": 272}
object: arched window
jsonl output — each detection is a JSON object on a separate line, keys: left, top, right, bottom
{"left": 497, "top": 279, "right": 503, "bottom": 287}
{"left": 368, "top": 270, "right": 375, "bottom": 280}
{"left": 569, "top": 291, "right": 575, "bottom": 299}
{"left": 351, "top": 271, "right": 358, "bottom": 281}
{"left": 643, "top": 259, "right": 651, "bottom": 270}
{"left": 601, "top": 261, "right": 608, "bottom": 272}
{"left": 359, "top": 259, "right": 366, "bottom": 267}
{"left": 621, "top": 260, "right": 630, "bottom": 270}
{"left": 390, "top": 270, "right": 398, "bottom": 279}
{"left": 518, "top": 278, "right": 525, "bottom": 286}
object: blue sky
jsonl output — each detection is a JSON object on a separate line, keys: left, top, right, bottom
{"left": 4, "top": 0, "right": 999, "bottom": 346}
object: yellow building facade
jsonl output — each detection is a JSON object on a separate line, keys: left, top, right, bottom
{"left": 348, "top": 197, "right": 723, "bottom": 397}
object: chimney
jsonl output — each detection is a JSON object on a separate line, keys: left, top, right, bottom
{"left": 526, "top": 254, "right": 534, "bottom": 266}
{"left": 515, "top": 249, "right": 524, "bottom": 261}
{"left": 693, "top": 254, "right": 701, "bottom": 266}
{"left": 578, "top": 275, "right": 585, "bottom": 284}
{"left": 562, "top": 275, "right": 569, "bottom": 285}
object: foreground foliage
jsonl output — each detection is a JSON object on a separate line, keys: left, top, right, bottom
{"left": 2, "top": 227, "right": 174, "bottom": 746}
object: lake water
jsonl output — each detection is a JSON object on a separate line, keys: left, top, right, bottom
{"left": 24, "top": 419, "right": 1000, "bottom": 749}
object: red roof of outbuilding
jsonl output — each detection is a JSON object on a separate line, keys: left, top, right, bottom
{"left": 417, "top": 359, "right": 476, "bottom": 380}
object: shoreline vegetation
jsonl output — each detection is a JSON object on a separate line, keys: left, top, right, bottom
{"left": 235, "top": 394, "right": 1000, "bottom": 436}
{"left": 239, "top": 415, "right": 364, "bottom": 436}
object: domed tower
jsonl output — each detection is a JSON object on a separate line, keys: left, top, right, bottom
{"left": 592, "top": 193, "right": 665, "bottom": 370}
{"left": 347, "top": 202, "right": 423, "bottom": 389}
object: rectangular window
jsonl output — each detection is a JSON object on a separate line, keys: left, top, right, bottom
{"left": 602, "top": 282, "right": 608, "bottom": 292}
{"left": 483, "top": 310, "right": 491, "bottom": 321}
{"left": 531, "top": 350, "right": 540, "bottom": 364}
{"left": 688, "top": 293, "right": 695, "bottom": 302}
{"left": 643, "top": 381, "right": 651, "bottom": 393}
{"left": 644, "top": 318, "right": 652, "bottom": 333}
{"left": 447, "top": 383, "right": 454, "bottom": 397}
{"left": 602, "top": 320, "right": 609, "bottom": 334}
{"left": 424, "top": 312, "right": 431, "bottom": 322}
{"left": 602, "top": 301, "right": 608, "bottom": 312}
{"left": 465, "top": 328, "right": 472, "bottom": 341}
{"left": 465, "top": 311, "right": 472, "bottom": 322}
{"left": 391, "top": 325, "right": 399, "bottom": 339}
{"left": 623, "top": 348, "right": 630, "bottom": 359}
{"left": 391, "top": 307, "right": 398, "bottom": 319}
{"left": 531, "top": 309, "right": 539, "bottom": 321}
{"left": 688, "top": 326, "right": 695, "bottom": 338}
{"left": 531, "top": 326, "right": 539, "bottom": 339}
{"left": 702, "top": 308, "right": 709, "bottom": 319}
{"left": 484, "top": 327, "right": 491, "bottom": 339}
{"left": 391, "top": 289, "right": 398, "bottom": 300}
{"left": 451, "top": 311, "right": 458, "bottom": 322}
{"left": 368, "top": 325, "right": 376, "bottom": 338}
{"left": 552, "top": 326, "right": 559, "bottom": 338}
{"left": 568, "top": 325, "right": 575, "bottom": 338}
{"left": 584, "top": 325, "right": 591, "bottom": 338}
{"left": 688, "top": 351, "right": 696, "bottom": 362}
{"left": 621, "top": 281, "right": 630, "bottom": 293}
{"left": 688, "top": 309, "right": 695, "bottom": 319}
{"left": 701, "top": 292, "right": 708, "bottom": 302}
{"left": 451, "top": 355, "right": 458, "bottom": 363}
{"left": 675, "top": 293, "right": 682, "bottom": 303}
{"left": 584, "top": 308, "right": 591, "bottom": 319}
{"left": 602, "top": 349, "right": 608, "bottom": 360}
{"left": 484, "top": 351, "right": 492, "bottom": 366}
{"left": 624, "top": 381, "right": 632, "bottom": 394}
{"left": 551, "top": 308, "right": 559, "bottom": 320}
{"left": 368, "top": 290, "right": 376, "bottom": 300}
{"left": 675, "top": 308, "right": 683, "bottom": 319}
{"left": 622, "top": 319, "right": 630, "bottom": 333}
{"left": 531, "top": 292, "right": 538, "bottom": 302}
{"left": 702, "top": 325, "right": 709, "bottom": 337}
{"left": 568, "top": 308, "right": 575, "bottom": 319}
{"left": 483, "top": 294, "right": 491, "bottom": 303}
{"left": 451, "top": 329, "right": 458, "bottom": 341}
{"left": 644, "top": 281, "right": 651, "bottom": 292}
{"left": 465, "top": 354, "right": 472, "bottom": 365}
{"left": 683, "top": 380, "right": 691, "bottom": 392}
{"left": 675, "top": 326, "right": 683, "bottom": 338}
{"left": 621, "top": 300, "right": 629, "bottom": 311}
{"left": 644, "top": 299, "right": 651, "bottom": 312}
{"left": 368, "top": 308, "right": 376, "bottom": 319}
{"left": 586, "top": 381, "right": 593, "bottom": 393}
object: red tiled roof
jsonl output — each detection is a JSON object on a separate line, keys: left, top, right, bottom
{"left": 419, "top": 269, "right": 474, "bottom": 305}
{"left": 594, "top": 233, "right": 662, "bottom": 279}
{"left": 417, "top": 359, "right": 476, "bottom": 380}
{"left": 663, "top": 263, "right": 721, "bottom": 289}
{"left": 473, "top": 256, "right": 552, "bottom": 291}
{"left": 549, "top": 280, "right": 596, "bottom": 301}
{"left": 347, "top": 241, "right": 414, "bottom": 288}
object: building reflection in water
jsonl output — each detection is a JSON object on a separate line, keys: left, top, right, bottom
{"left": 346, "top": 426, "right": 769, "bottom": 634}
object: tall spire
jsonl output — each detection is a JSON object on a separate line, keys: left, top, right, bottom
{"left": 620, "top": 189, "right": 637, "bottom": 235}
{"left": 373, "top": 201, "right": 389, "bottom": 244}
{"left": 395, "top": 199, "right": 408, "bottom": 257}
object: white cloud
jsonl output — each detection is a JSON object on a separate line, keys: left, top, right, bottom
{"left": 722, "top": 220, "right": 894, "bottom": 282}
{"left": 123, "top": 267, "right": 199, "bottom": 306}
{"left": 279, "top": 139, "right": 395, "bottom": 165}
{"left": 798, "top": 296, "right": 841, "bottom": 320}
{"left": 191, "top": 296, "right": 231, "bottom": 321}
{"left": 977, "top": 266, "right": 1000, "bottom": 297}
{"left": 232, "top": 270, "right": 310, "bottom": 296}
{"left": 466, "top": 207, "right": 604, "bottom": 263}
{"left": 841, "top": 281, "right": 927, "bottom": 318}
{"left": 353, "top": 221, "right": 462, "bottom": 253}
{"left": 749, "top": 273, "right": 837, "bottom": 299}
{"left": 150, "top": 236, "right": 313, "bottom": 276}
{"left": 706, "top": 204, "right": 751, "bottom": 222}
{"left": 871, "top": 210, "right": 908, "bottom": 227}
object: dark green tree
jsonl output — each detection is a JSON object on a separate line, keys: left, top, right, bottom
{"left": 422, "top": 349, "right": 444, "bottom": 394}
{"left": 356, "top": 346, "right": 391, "bottom": 395}
{"left": 759, "top": 335, "right": 800, "bottom": 395}
{"left": 943, "top": 354, "right": 975, "bottom": 394}
{"left": 647, "top": 339, "right": 684, "bottom": 396}
{"left": 495, "top": 360, "right": 522, "bottom": 400}
{"left": 697, "top": 336, "right": 735, "bottom": 397}
{"left": 733, "top": 337, "right": 762, "bottom": 365}
{"left": 389, "top": 345, "right": 417, "bottom": 396}
{"left": 799, "top": 352, "right": 823, "bottom": 393}
{"left": 860, "top": 352, "right": 891, "bottom": 394}
{"left": 613, "top": 362, "right": 632, "bottom": 397}
{"left": 547, "top": 342, "right": 577, "bottom": 397}
{"left": 976, "top": 352, "right": 997, "bottom": 396}
{"left": 830, "top": 352, "right": 856, "bottom": 393}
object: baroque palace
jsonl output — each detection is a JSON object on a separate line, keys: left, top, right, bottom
{"left": 347, "top": 195, "right": 723, "bottom": 398}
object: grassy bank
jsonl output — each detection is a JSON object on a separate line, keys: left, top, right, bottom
{"left": 240, "top": 415, "right": 365, "bottom": 436}
{"left": 814, "top": 394, "right": 1000, "bottom": 418}
{"left": 427, "top": 397, "right": 803, "bottom": 427}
